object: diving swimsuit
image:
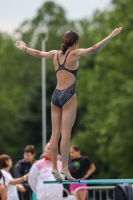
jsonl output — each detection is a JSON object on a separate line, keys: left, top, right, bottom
{"left": 51, "top": 50, "right": 78, "bottom": 107}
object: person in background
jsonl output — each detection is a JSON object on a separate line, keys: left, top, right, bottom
{"left": 28, "top": 142, "right": 65, "bottom": 200}
{"left": 39, "top": 145, "right": 61, "bottom": 160}
{"left": 0, "top": 170, "right": 7, "bottom": 200}
{"left": 14, "top": 145, "right": 36, "bottom": 200}
{"left": 69, "top": 145, "right": 96, "bottom": 200}
{"left": 0, "top": 183, "right": 7, "bottom": 200}
{"left": 0, "top": 154, "right": 28, "bottom": 200}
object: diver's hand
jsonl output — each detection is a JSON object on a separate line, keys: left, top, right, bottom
{"left": 16, "top": 41, "right": 27, "bottom": 51}
{"left": 110, "top": 27, "right": 122, "bottom": 38}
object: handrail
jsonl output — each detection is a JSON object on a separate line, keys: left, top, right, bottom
{"left": 43, "top": 179, "right": 133, "bottom": 184}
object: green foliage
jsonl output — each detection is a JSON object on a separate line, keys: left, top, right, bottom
{"left": 0, "top": 0, "right": 133, "bottom": 179}
{"left": 71, "top": 0, "right": 133, "bottom": 178}
{"left": 0, "top": 1, "right": 71, "bottom": 159}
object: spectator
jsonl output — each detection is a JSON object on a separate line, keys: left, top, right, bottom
{"left": 28, "top": 142, "right": 65, "bottom": 200}
{"left": 0, "top": 184, "right": 7, "bottom": 200}
{"left": 115, "top": 184, "right": 133, "bottom": 200}
{"left": 14, "top": 145, "right": 36, "bottom": 200}
{"left": 69, "top": 145, "right": 96, "bottom": 200}
{"left": 39, "top": 146, "right": 61, "bottom": 160}
{"left": 0, "top": 170, "right": 7, "bottom": 200}
{"left": 0, "top": 154, "right": 28, "bottom": 200}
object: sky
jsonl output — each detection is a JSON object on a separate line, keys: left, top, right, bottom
{"left": 0, "top": 0, "right": 111, "bottom": 34}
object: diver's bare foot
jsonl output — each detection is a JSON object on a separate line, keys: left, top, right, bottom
{"left": 60, "top": 170, "right": 75, "bottom": 180}
{"left": 52, "top": 171, "right": 63, "bottom": 181}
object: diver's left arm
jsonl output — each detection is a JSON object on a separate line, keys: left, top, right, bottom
{"left": 75, "top": 27, "right": 122, "bottom": 57}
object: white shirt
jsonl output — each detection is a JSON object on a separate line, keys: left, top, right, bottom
{"left": 28, "top": 158, "right": 64, "bottom": 200}
{"left": 0, "top": 170, "right": 19, "bottom": 200}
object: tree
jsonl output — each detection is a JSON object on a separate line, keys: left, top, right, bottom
{"left": 1, "top": 0, "right": 133, "bottom": 179}
{"left": 71, "top": 0, "right": 133, "bottom": 178}
{"left": 0, "top": 1, "right": 75, "bottom": 159}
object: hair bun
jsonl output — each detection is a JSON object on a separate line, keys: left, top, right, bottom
{"left": 61, "top": 43, "right": 68, "bottom": 54}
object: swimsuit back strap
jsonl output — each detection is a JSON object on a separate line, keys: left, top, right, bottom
{"left": 63, "top": 50, "right": 71, "bottom": 65}
{"left": 56, "top": 50, "right": 71, "bottom": 66}
{"left": 56, "top": 51, "right": 60, "bottom": 66}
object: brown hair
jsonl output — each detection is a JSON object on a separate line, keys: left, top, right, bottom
{"left": 70, "top": 145, "right": 80, "bottom": 152}
{"left": 0, "top": 154, "right": 11, "bottom": 169}
{"left": 61, "top": 30, "right": 79, "bottom": 54}
{"left": 24, "top": 145, "right": 36, "bottom": 155}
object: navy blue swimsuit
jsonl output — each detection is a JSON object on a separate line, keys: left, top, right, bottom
{"left": 51, "top": 50, "right": 78, "bottom": 107}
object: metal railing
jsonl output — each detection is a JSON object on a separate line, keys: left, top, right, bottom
{"left": 19, "top": 190, "right": 32, "bottom": 200}
{"left": 73, "top": 186, "right": 115, "bottom": 200}
{"left": 20, "top": 179, "right": 133, "bottom": 200}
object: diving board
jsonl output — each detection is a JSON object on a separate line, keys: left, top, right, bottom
{"left": 43, "top": 179, "right": 133, "bottom": 184}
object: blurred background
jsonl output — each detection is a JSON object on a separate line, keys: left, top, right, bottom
{"left": 0, "top": 0, "right": 133, "bottom": 179}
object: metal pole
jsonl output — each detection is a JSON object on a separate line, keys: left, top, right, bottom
{"left": 42, "top": 39, "right": 46, "bottom": 151}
